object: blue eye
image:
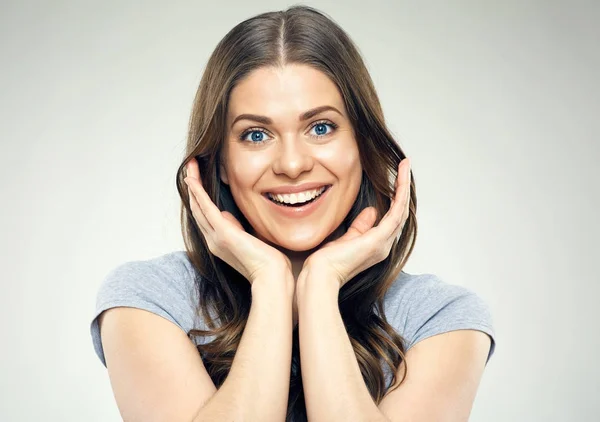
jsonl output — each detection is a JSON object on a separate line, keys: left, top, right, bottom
{"left": 245, "top": 131, "right": 266, "bottom": 143}
{"left": 239, "top": 129, "right": 268, "bottom": 144}
{"left": 310, "top": 123, "right": 332, "bottom": 137}
{"left": 239, "top": 120, "right": 338, "bottom": 145}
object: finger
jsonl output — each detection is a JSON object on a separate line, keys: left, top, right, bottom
{"left": 221, "top": 211, "right": 244, "bottom": 231}
{"left": 185, "top": 157, "right": 199, "bottom": 179}
{"left": 185, "top": 158, "right": 206, "bottom": 197}
{"left": 184, "top": 159, "right": 207, "bottom": 224}
{"left": 404, "top": 163, "right": 411, "bottom": 218}
{"left": 394, "top": 158, "right": 411, "bottom": 237}
{"left": 381, "top": 159, "right": 406, "bottom": 222}
{"left": 339, "top": 207, "right": 377, "bottom": 242}
{"left": 184, "top": 159, "right": 215, "bottom": 234}
{"left": 187, "top": 183, "right": 214, "bottom": 233}
{"left": 184, "top": 173, "right": 225, "bottom": 232}
{"left": 352, "top": 207, "right": 378, "bottom": 234}
{"left": 379, "top": 158, "right": 411, "bottom": 242}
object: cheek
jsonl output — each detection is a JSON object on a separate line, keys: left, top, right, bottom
{"left": 228, "top": 154, "right": 270, "bottom": 190}
{"left": 318, "top": 129, "right": 360, "bottom": 166}
{"left": 316, "top": 144, "right": 361, "bottom": 180}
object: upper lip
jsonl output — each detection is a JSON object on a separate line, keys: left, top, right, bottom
{"left": 263, "top": 182, "right": 331, "bottom": 195}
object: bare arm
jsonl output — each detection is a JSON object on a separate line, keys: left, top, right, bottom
{"left": 100, "top": 271, "right": 294, "bottom": 422}
{"left": 192, "top": 272, "right": 295, "bottom": 421}
{"left": 296, "top": 271, "right": 386, "bottom": 421}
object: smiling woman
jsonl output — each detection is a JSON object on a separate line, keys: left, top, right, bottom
{"left": 220, "top": 64, "right": 363, "bottom": 262}
{"left": 90, "top": 5, "right": 496, "bottom": 422}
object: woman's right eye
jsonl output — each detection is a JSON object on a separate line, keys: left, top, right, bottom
{"left": 239, "top": 129, "right": 270, "bottom": 145}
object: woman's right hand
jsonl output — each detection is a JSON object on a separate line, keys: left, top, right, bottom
{"left": 183, "top": 158, "right": 292, "bottom": 285}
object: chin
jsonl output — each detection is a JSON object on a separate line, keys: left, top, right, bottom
{"left": 275, "top": 236, "right": 326, "bottom": 252}
{"left": 268, "top": 222, "right": 347, "bottom": 253}
{"left": 250, "top": 214, "right": 348, "bottom": 253}
{"left": 254, "top": 226, "right": 332, "bottom": 253}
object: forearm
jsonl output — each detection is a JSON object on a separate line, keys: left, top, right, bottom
{"left": 193, "top": 272, "right": 295, "bottom": 422}
{"left": 296, "top": 270, "right": 389, "bottom": 422}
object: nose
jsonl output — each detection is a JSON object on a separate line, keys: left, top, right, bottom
{"left": 271, "top": 136, "right": 314, "bottom": 179}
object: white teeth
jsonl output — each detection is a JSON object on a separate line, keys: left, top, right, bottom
{"left": 268, "top": 186, "right": 327, "bottom": 204}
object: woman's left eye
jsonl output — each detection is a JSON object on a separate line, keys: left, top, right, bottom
{"left": 308, "top": 121, "right": 337, "bottom": 138}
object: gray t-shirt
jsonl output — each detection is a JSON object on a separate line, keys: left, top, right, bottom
{"left": 90, "top": 251, "right": 496, "bottom": 386}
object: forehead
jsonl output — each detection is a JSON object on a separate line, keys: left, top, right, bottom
{"left": 227, "top": 64, "right": 345, "bottom": 120}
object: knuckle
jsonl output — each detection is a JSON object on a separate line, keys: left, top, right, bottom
{"left": 205, "top": 240, "right": 217, "bottom": 254}
{"left": 220, "top": 227, "right": 235, "bottom": 245}
{"left": 368, "top": 243, "right": 384, "bottom": 261}
{"left": 394, "top": 212, "right": 403, "bottom": 225}
{"left": 365, "top": 240, "right": 378, "bottom": 256}
{"left": 213, "top": 232, "right": 225, "bottom": 248}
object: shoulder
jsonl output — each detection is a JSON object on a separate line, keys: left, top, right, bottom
{"left": 94, "top": 251, "right": 200, "bottom": 316}
{"left": 90, "top": 251, "right": 203, "bottom": 367}
{"left": 100, "top": 250, "right": 197, "bottom": 295}
{"left": 383, "top": 271, "right": 496, "bottom": 364}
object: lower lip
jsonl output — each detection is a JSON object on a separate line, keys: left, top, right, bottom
{"left": 263, "top": 186, "right": 332, "bottom": 218}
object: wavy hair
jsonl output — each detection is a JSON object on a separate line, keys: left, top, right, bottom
{"left": 175, "top": 5, "right": 418, "bottom": 421}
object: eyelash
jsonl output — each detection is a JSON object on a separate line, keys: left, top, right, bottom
{"left": 238, "top": 120, "right": 339, "bottom": 145}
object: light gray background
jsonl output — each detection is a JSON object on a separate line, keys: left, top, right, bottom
{"left": 1, "top": 0, "right": 598, "bottom": 421}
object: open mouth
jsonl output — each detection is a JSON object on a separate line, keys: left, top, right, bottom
{"left": 264, "top": 185, "right": 332, "bottom": 207}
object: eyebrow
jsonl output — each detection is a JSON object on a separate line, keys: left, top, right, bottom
{"left": 231, "top": 105, "right": 343, "bottom": 127}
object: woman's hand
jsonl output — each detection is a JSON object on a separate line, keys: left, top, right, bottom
{"left": 299, "top": 158, "right": 412, "bottom": 290}
{"left": 183, "top": 158, "right": 292, "bottom": 285}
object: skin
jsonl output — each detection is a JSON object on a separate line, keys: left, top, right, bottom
{"left": 219, "top": 64, "right": 363, "bottom": 323}
{"left": 184, "top": 66, "right": 489, "bottom": 421}
{"left": 185, "top": 124, "right": 413, "bottom": 419}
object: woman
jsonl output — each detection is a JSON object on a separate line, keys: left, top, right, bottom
{"left": 91, "top": 5, "right": 496, "bottom": 422}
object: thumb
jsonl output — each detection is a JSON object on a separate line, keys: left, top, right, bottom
{"left": 341, "top": 207, "right": 378, "bottom": 241}
{"left": 221, "top": 211, "right": 244, "bottom": 231}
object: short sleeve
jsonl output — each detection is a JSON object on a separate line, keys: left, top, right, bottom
{"left": 402, "top": 275, "right": 496, "bottom": 364}
{"left": 384, "top": 273, "right": 496, "bottom": 366}
{"left": 89, "top": 251, "right": 201, "bottom": 368}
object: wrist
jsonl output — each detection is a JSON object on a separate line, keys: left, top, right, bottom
{"left": 296, "top": 266, "right": 340, "bottom": 301}
{"left": 251, "top": 268, "right": 295, "bottom": 298}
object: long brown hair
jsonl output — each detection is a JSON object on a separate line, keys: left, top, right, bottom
{"left": 175, "top": 5, "right": 417, "bottom": 421}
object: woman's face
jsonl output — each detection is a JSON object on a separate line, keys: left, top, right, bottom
{"left": 220, "top": 64, "right": 362, "bottom": 252}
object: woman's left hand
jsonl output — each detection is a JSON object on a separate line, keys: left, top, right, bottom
{"left": 300, "top": 158, "right": 412, "bottom": 290}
